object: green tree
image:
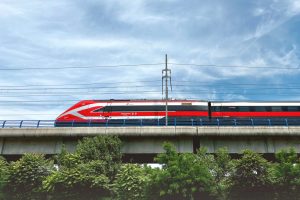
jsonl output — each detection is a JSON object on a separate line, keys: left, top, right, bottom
{"left": 273, "top": 148, "right": 300, "bottom": 200}
{"left": 0, "top": 156, "right": 10, "bottom": 200}
{"left": 43, "top": 159, "right": 110, "bottom": 200}
{"left": 228, "top": 150, "right": 274, "bottom": 200}
{"left": 147, "top": 143, "right": 214, "bottom": 200}
{"left": 76, "top": 135, "right": 122, "bottom": 179}
{"left": 113, "top": 164, "right": 149, "bottom": 200}
{"left": 211, "top": 148, "right": 234, "bottom": 200}
{"left": 4, "top": 154, "right": 52, "bottom": 200}
{"left": 43, "top": 135, "right": 122, "bottom": 199}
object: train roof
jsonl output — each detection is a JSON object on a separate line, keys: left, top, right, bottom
{"left": 90, "top": 99, "right": 206, "bottom": 102}
{"left": 211, "top": 101, "right": 300, "bottom": 106}
{"left": 211, "top": 101, "right": 300, "bottom": 103}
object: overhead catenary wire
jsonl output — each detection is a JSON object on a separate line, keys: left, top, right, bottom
{"left": 0, "top": 80, "right": 161, "bottom": 88}
{"left": 2, "top": 84, "right": 300, "bottom": 91}
{"left": 1, "top": 80, "right": 300, "bottom": 88}
{"left": 1, "top": 86, "right": 300, "bottom": 96}
{"left": 1, "top": 91, "right": 300, "bottom": 103}
{"left": 0, "top": 62, "right": 299, "bottom": 71}
{"left": 170, "top": 63, "right": 300, "bottom": 70}
{"left": 0, "top": 63, "right": 164, "bottom": 71}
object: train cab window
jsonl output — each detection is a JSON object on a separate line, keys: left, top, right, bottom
{"left": 271, "top": 106, "right": 282, "bottom": 112}
{"left": 93, "top": 108, "right": 104, "bottom": 112}
{"left": 93, "top": 107, "right": 111, "bottom": 112}
{"left": 239, "top": 106, "right": 250, "bottom": 112}
{"left": 103, "top": 106, "right": 112, "bottom": 112}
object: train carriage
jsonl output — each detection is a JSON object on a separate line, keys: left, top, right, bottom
{"left": 55, "top": 99, "right": 208, "bottom": 126}
{"left": 55, "top": 100, "right": 300, "bottom": 126}
{"left": 211, "top": 102, "right": 300, "bottom": 118}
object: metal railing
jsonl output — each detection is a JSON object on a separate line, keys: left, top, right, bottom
{"left": 1, "top": 118, "right": 300, "bottom": 128}
{"left": 0, "top": 120, "right": 55, "bottom": 128}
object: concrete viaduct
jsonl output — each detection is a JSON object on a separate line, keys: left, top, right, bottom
{"left": 1, "top": 126, "right": 300, "bottom": 162}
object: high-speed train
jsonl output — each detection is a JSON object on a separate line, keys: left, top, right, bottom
{"left": 55, "top": 99, "right": 300, "bottom": 125}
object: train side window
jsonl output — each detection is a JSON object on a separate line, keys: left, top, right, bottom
{"left": 222, "top": 106, "right": 237, "bottom": 112}
{"left": 170, "top": 105, "right": 208, "bottom": 111}
{"left": 287, "top": 106, "right": 299, "bottom": 111}
{"left": 212, "top": 106, "right": 220, "bottom": 112}
{"left": 271, "top": 106, "right": 282, "bottom": 112}
{"left": 255, "top": 106, "right": 266, "bottom": 112}
{"left": 239, "top": 106, "right": 250, "bottom": 112}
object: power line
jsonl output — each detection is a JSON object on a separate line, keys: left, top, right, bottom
{"left": 0, "top": 91, "right": 300, "bottom": 103}
{"left": 0, "top": 85, "right": 174, "bottom": 91}
{"left": 0, "top": 63, "right": 164, "bottom": 71}
{"left": 2, "top": 82, "right": 300, "bottom": 91}
{"left": 170, "top": 63, "right": 300, "bottom": 70}
{"left": 0, "top": 62, "right": 298, "bottom": 71}
{"left": 1, "top": 80, "right": 299, "bottom": 89}
{"left": 0, "top": 80, "right": 161, "bottom": 88}
{"left": 172, "top": 81, "right": 300, "bottom": 86}
{"left": 0, "top": 89, "right": 300, "bottom": 97}
{"left": 0, "top": 86, "right": 299, "bottom": 97}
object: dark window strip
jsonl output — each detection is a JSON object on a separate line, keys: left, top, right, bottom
{"left": 94, "top": 105, "right": 208, "bottom": 112}
{"left": 212, "top": 106, "right": 300, "bottom": 112}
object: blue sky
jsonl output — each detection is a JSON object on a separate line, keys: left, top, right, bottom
{"left": 0, "top": 0, "right": 300, "bottom": 120}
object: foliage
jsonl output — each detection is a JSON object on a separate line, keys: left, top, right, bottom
{"left": 43, "top": 160, "right": 110, "bottom": 200}
{"left": 195, "top": 147, "right": 234, "bottom": 199}
{"left": 55, "top": 149, "right": 82, "bottom": 170}
{"left": 147, "top": 143, "right": 215, "bottom": 200}
{"left": 0, "top": 157, "right": 9, "bottom": 200}
{"left": 43, "top": 135, "right": 123, "bottom": 199}
{"left": 228, "top": 150, "right": 274, "bottom": 200}
{"left": 5, "top": 138, "right": 300, "bottom": 200}
{"left": 4, "top": 154, "right": 52, "bottom": 200}
{"left": 211, "top": 148, "right": 234, "bottom": 200}
{"left": 76, "top": 135, "right": 122, "bottom": 179}
{"left": 273, "top": 148, "right": 300, "bottom": 200}
{"left": 113, "top": 164, "right": 149, "bottom": 200}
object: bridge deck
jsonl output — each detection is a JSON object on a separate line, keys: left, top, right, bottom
{"left": 0, "top": 126, "right": 300, "bottom": 137}
{"left": 1, "top": 126, "right": 300, "bottom": 162}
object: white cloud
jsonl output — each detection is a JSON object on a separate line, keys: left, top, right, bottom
{"left": 253, "top": 8, "right": 266, "bottom": 16}
{"left": 48, "top": 37, "right": 130, "bottom": 49}
{"left": 287, "top": 0, "right": 300, "bottom": 15}
{"left": 0, "top": 2, "right": 24, "bottom": 17}
{"left": 0, "top": 0, "right": 299, "bottom": 119}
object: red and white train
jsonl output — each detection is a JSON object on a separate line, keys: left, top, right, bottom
{"left": 56, "top": 99, "right": 300, "bottom": 123}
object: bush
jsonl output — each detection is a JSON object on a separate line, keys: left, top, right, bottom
{"left": 0, "top": 157, "right": 9, "bottom": 200}
{"left": 113, "top": 164, "right": 149, "bottom": 200}
{"left": 76, "top": 135, "right": 122, "bottom": 180}
{"left": 147, "top": 143, "right": 215, "bottom": 200}
{"left": 273, "top": 148, "right": 300, "bottom": 200}
{"left": 43, "top": 160, "right": 110, "bottom": 200}
{"left": 4, "top": 154, "right": 52, "bottom": 200}
{"left": 43, "top": 135, "right": 123, "bottom": 199}
{"left": 229, "top": 150, "right": 274, "bottom": 200}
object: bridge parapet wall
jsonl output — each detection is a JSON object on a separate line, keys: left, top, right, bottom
{"left": 0, "top": 126, "right": 300, "bottom": 160}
